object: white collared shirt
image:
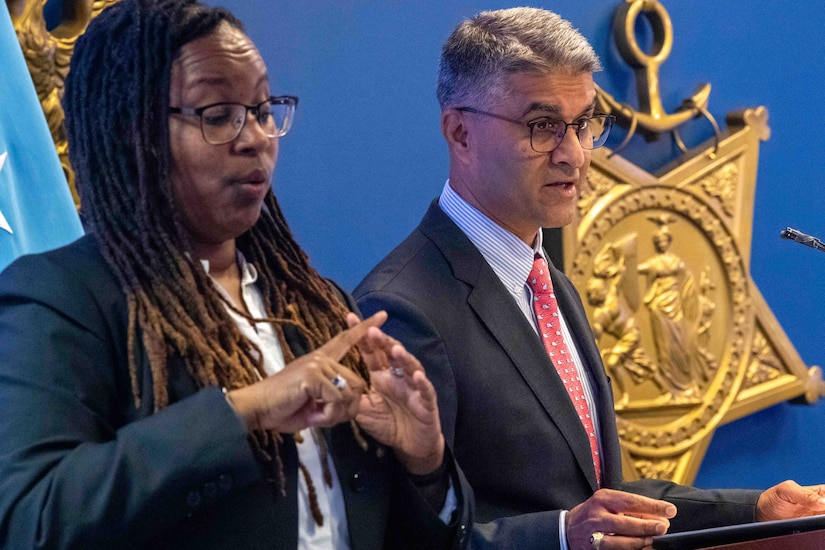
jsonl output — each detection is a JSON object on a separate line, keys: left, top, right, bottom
{"left": 203, "top": 254, "right": 351, "bottom": 550}
{"left": 204, "top": 253, "right": 458, "bottom": 547}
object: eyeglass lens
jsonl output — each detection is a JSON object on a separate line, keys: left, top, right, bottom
{"left": 201, "top": 99, "right": 294, "bottom": 144}
{"left": 530, "top": 115, "right": 612, "bottom": 153}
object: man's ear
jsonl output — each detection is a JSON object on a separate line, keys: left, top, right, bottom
{"left": 441, "top": 108, "right": 470, "bottom": 161}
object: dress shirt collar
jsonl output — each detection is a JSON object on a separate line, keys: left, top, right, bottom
{"left": 198, "top": 251, "right": 259, "bottom": 287}
{"left": 439, "top": 180, "right": 545, "bottom": 298}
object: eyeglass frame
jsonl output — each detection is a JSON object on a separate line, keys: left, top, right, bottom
{"left": 169, "top": 95, "right": 299, "bottom": 145}
{"left": 455, "top": 106, "right": 614, "bottom": 153}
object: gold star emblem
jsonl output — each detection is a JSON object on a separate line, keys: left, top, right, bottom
{"left": 563, "top": 0, "right": 824, "bottom": 484}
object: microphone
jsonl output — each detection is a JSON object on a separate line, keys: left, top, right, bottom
{"left": 780, "top": 227, "right": 825, "bottom": 254}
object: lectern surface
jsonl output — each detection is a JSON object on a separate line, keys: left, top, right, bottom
{"left": 652, "top": 513, "right": 825, "bottom": 550}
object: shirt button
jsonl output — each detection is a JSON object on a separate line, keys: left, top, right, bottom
{"left": 186, "top": 490, "right": 202, "bottom": 508}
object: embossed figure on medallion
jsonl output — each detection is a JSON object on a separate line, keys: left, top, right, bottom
{"left": 637, "top": 215, "right": 717, "bottom": 401}
{"left": 587, "top": 238, "right": 666, "bottom": 409}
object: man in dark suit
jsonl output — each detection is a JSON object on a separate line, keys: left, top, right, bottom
{"left": 355, "top": 7, "right": 825, "bottom": 549}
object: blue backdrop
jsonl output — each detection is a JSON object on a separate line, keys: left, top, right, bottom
{"left": 211, "top": 1, "right": 825, "bottom": 490}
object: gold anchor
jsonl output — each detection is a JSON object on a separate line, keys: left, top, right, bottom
{"left": 596, "top": 0, "right": 721, "bottom": 158}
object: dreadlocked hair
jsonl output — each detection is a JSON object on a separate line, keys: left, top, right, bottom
{"left": 63, "top": 0, "right": 369, "bottom": 516}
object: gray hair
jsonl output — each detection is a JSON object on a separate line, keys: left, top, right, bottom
{"left": 437, "top": 7, "right": 601, "bottom": 109}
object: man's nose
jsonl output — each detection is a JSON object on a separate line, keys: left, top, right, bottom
{"left": 550, "top": 125, "right": 585, "bottom": 166}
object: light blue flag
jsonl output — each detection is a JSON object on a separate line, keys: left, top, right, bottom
{"left": 0, "top": 3, "right": 83, "bottom": 273}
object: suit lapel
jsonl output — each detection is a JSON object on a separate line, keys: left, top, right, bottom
{"left": 550, "top": 262, "right": 623, "bottom": 487}
{"left": 550, "top": 265, "right": 610, "bottom": 406}
{"left": 419, "top": 202, "right": 601, "bottom": 490}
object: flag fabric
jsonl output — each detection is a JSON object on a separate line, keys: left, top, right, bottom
{"left": 0, "top": 3, "right": 83, "bottom": 273}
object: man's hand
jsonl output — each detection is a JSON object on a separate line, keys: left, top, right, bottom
{"left": 566, "top": 489, "right": 675, "bottom": 550}
{"left": 349, "top": 313, "right": 445, "bottom": 475}
{"left": 226, "top": 311, "right": 387, "bottom": 433}
{"left": 756, "top": 480, "right": 825, "bottom": 521}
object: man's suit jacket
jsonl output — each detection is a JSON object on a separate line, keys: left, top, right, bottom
{"left": 0, "top": 234, "right": 470, "bottom": 550}
{"left": 355, "top": 201, "right": 759, "bottom": 549}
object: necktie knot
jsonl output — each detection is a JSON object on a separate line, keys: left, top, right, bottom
{"left": 528, "top": 254, "right": 554, "bottom": 296}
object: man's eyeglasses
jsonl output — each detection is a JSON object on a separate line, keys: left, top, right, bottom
{"left": 169, "top": 95, "right": 298, "bottom": 145}
{"left": 456, "top": 107, "right": 614, "bottom": 153}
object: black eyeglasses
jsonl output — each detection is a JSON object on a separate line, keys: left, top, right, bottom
{"left": 456, "top": 107, "right": 613, "bottom": 153}
{"left": 169, "top": 95, "right": 298, "bottom": 145}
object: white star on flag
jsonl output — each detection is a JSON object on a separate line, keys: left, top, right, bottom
{"left": 0, "top": 151, "right": 12, "bottom": 235}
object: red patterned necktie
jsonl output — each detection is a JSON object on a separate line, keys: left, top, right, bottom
{"left": 527, "top": 254, "right": 602, "bottom": 487}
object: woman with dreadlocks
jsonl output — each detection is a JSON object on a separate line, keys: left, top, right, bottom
{"left": 0, "top": 0, "right": 472, "bottom": 548}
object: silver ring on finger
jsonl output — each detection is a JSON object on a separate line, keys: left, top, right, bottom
{"left": 331, "top": 375, "right": 348, "bottom": 390}
{"left": 390, "top": 366, "right": 404, "bottom": 378}
{"left": 590, "top": 531, "right": 605, "bottom": 550}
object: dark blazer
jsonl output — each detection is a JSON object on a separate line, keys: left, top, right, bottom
{"left": 0, "top": 234, "right": 471, "bottom": 550}
{"left": 354, "top": 200, "right": 760, "bottom": 549}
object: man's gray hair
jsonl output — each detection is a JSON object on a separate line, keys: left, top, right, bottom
{"left": 437, "top": 7, "right": 601, "bottom": 109}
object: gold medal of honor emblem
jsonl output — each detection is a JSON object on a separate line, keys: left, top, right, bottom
{"left": 564, "top": 0, "right": 824, "bottom": 484}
